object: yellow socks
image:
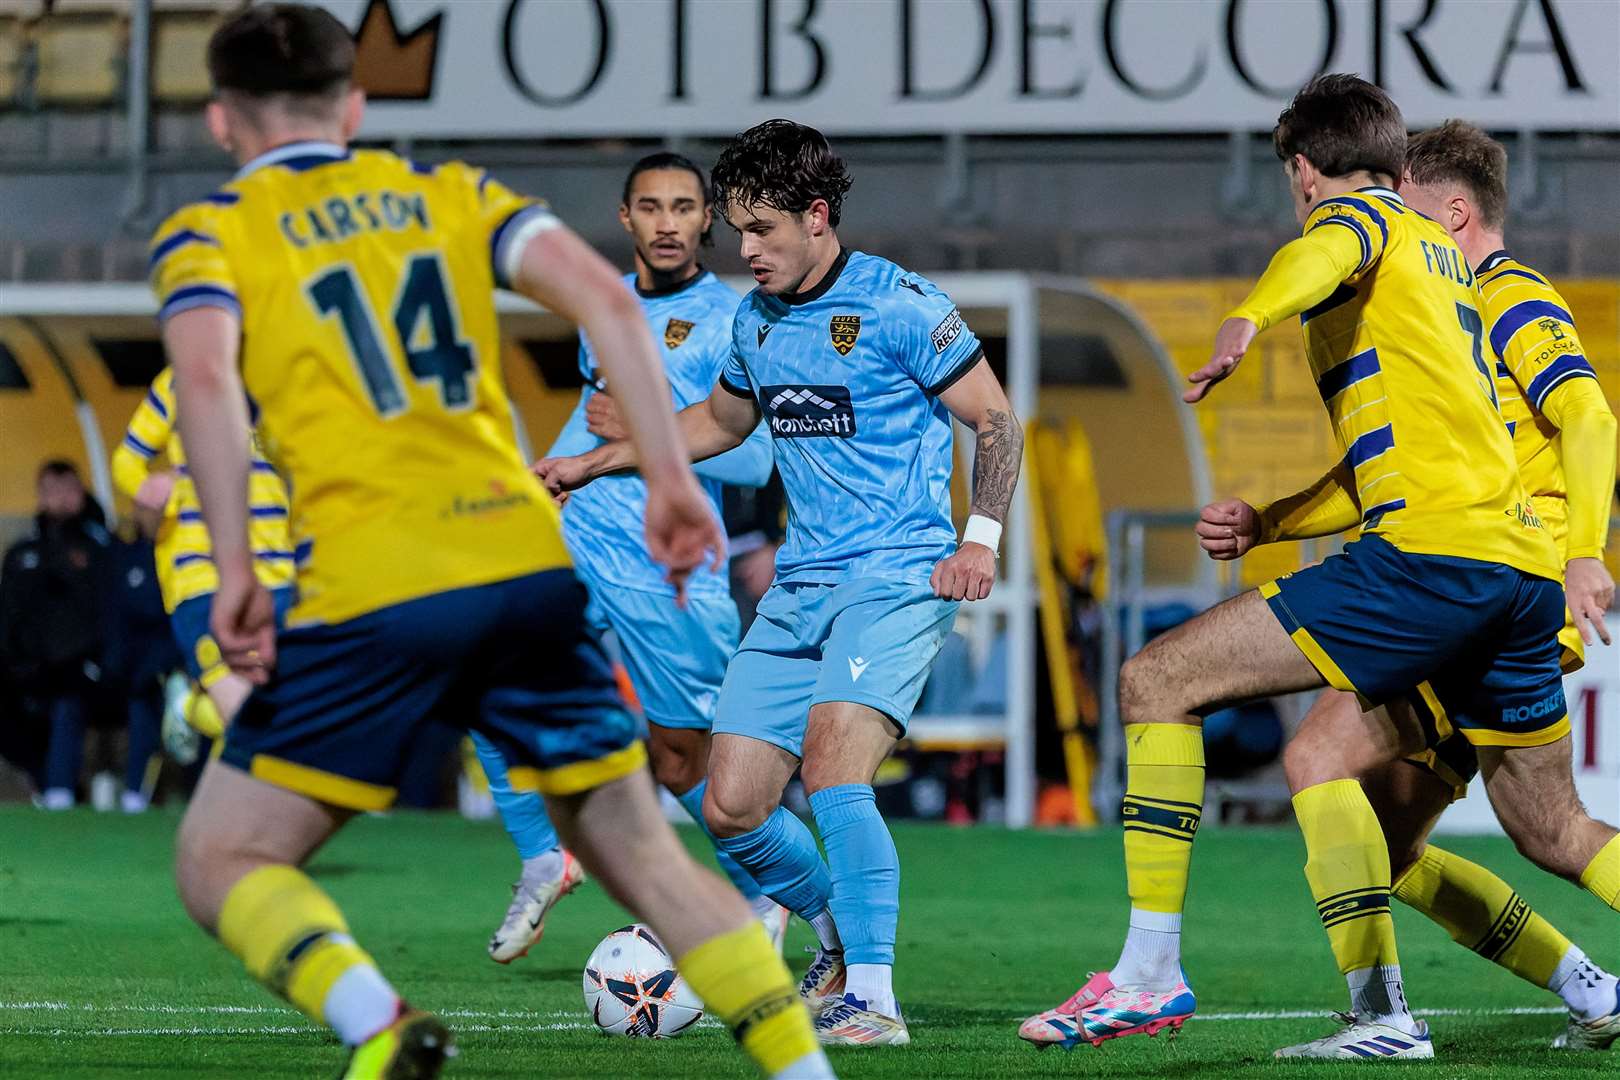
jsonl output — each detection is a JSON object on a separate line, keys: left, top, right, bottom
{"left": 1121, "top": 723, "right": 1204, "bottom": 915}
{"left": 678, "top": 922, "right": 825, "bottom": 1077}
{"left": 186, "top": 687, "right": 225, "bottom": 741}
{"left": 218, "top": 865, "right": 400, "bottom": 1045}
{"left": 1294, "top": 779, "right": 1410, "bottom": 1024}
{"left": 1579, "top": 833, "right": 1620, "bottom": 910}
{"left": 1394, "top": 846, "right": 1568, "bottom": 987}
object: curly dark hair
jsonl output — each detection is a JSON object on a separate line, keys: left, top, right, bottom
{"left": 709, "top": 120, "right": 853, "bottom": 227}
{"left": 1273, "top": 73, "right": 1404, "bottom": 182}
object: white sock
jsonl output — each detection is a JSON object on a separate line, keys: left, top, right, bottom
{"left": 1110, "top": 908, "right": 1181, "bottom": 991}
{"left": 1550, "top": 947, "right": 1619, "bottom": 1022}
{"left": 1347, "top": 964, "right": 1416, "bottom": 1034}
{"left": 771, "top": 1047, "right": 836, "bottom": 1079}
{"left": 844, "top": 963, "right": 896, "bottom": 1017}
{"left": 520, "top": 847, "right": 564, "bottom": 883}
{"left": 750, "top": 894, "right": 781, "bottom": 919}
{"left": 322, "top": 957, "right": 400, "bottom": 1045}
{"left": 807, "top": 909, "right": 842, "bottom": 953}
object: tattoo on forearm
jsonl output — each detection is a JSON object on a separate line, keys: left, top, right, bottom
{"left": 970, "top": 407, "right": 1023, "bottom": 523}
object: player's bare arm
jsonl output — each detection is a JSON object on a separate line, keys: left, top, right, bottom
{"left": 931, "top": 357, "right": 1022, "bottom": 601}
{"left": 1200, "top": 461, "right": 1362, "bottom": 560}
{"left": 164, "top": 306, "right": 276, "bottom": 679}
{"left": 512, "top": 225, "right": 726, "bottom": 594}
{"left": 538, "top": 382, "right": 759, "bottom": 493}
{"left": 1192, "top": 184, "right": 1373, "bottom": 403}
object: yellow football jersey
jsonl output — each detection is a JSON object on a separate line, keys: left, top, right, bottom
{"left": 109, "top": 366, "right": 296, "bottom": 612}
{"left": 1232, "top": 187, "right": 1559, "bottom": 581}
{"left": 1477, "top": 250, "right": 1601, "bottom": 546}
{"left": 148, "top": 143, "right": 570, "bottom": 626}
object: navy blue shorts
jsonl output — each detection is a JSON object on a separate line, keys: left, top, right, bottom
{"left": 171, "top": 586, "right": 295, "bottom": 690}
{"left": 221, "top": 570, "right": 643, "bottom": 810}
{"left": 1262, "top": 536, "right": 1568, "bottom": 749}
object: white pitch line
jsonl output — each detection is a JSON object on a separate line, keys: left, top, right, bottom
{"left": 1191, "top": 1006, "right": 1563, "bottom": 1022}
{"left": 2, "top": 1001, "right": 1565, "bottom": 1038}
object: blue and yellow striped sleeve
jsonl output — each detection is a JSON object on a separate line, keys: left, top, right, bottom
{"left": 451, "top": 162, "right": 562, "bottom": 290}
{"left": 148, "top": 202, "right": 238, "bottom": 323}
{"left": 1302, "top": 196, "right": 1391, "bottom": 282}
{"left": 1482, "top": 275, "right": 1596, "bottom": 413}
{"left": 111, "top": 368, "right": 176, "bottom": 498}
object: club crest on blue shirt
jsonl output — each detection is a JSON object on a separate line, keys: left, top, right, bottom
{"left": 663, "top": 318, "right": 694, "bottom": 349}
{"left": 829, "top": 314, "right": 861, "bottom": 356}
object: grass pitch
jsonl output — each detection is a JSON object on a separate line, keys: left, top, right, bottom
{"left": 2, "top": 806, "right": 1614, "bottom": 1078}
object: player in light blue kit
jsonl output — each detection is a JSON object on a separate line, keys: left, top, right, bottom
{"left": 478, "top": 153, "right": 786, "bottom": 963}
{"left": 540, "top": 122, "right": 1024, "bottom": 1046}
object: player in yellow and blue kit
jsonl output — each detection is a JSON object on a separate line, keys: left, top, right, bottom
{"left": 1208, "top": 120, "right": 1620, "bottom": 1056}
{"left": 475, "top": 152, "right": 787, "bottom": 965}
{"left": 540, "top": 121, "right": 1025, "bottom": 1047}
{"left": 1022, "top": 77, "right": 1586, "bottom": 1061}
{"left": 155, "top": 9, "right": 829, "bottom": 1080}
{"left": 111, "top": 366, "right": 296, "bottom": 752}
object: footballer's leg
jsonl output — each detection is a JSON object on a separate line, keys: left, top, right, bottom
{"left": 1272, "top": 693, "right": 1431, "bottom": 1057}
{"left": 1374, "top": 750, "right": 1620, "bottom": 1050}
{"left": 176, "top": 761, "right": 449, "bottom": 1077}
{"left": 470, "top": 731, "right": 580, "bottom": 965}
{"left": 546, "top": 769, "right": 832, "bottom": 1078}
{"left": 1026, "top": 589, "right": 1322, "bottom": 1048}
{"left": 706, "top": 733, "right": 845, "bottom": 998}
{"left": 705, "top": 585, "right": 844, "bottom": 989}
{"left": 651, "top": 722, "right": 789, "bottom": 950}
{"left": 798, "top": 701, "right": 910, "bottom": 1045}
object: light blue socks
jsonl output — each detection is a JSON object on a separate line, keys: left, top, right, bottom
{"left": 717, "top": 800, "right": 835, "bottom": 925}
{"left": 677, "top": 780, "right": 764, "bottom": 900}
{"left": 470, "top": 731, "right": 558, "bottom": 860}
{"left": 808, "top": 784, "right": 898, "bottom": 967}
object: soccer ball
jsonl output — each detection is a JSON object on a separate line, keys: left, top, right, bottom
{"left": 582, "top": 924, "right": 704, "bottom": 1038}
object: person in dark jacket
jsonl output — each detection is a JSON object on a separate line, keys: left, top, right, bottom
{"left": 0, "top": 460, "right": 117, "bottom": 808}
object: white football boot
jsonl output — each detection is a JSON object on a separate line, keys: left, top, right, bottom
{"left": 814, "top": 993, "right": 910, "bottom": 1047}
{"left": 1553, "top": 996, "right": 1620, "bottom": 1050}
{"left": 754, "top": 898, "right": 790, "bottom": 955}
{"left": 1275, "top": 1013, "right": 1434, "bottom": 1059}
{"left": 488, "top": 850, "right": 585, "bottom": 963}
{"left": 798, "top": 946, "right": 847, "bottom": 1008}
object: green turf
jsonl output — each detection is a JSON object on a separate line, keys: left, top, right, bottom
{"left": 1, "top": 807, "right": 1614, "bottom": 1078}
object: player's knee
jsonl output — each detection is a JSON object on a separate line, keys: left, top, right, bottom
{"left": 701, "top": 783, "right": 768, "bottom": 839}
{"left": 1282, "top": 734, "right": 1328, "bottom": 794}
{"left": 1118, "top": 651, "right": 1166, "bottom": 724}
{"left": 1503, "top": 815, "right": 1587, "bottom": 881}
{"left": 174, "top": 817, "right": 235, "bottom": 930}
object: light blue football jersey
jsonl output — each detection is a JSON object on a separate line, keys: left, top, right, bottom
{"left": 550, "top": 269, "right": 771, "bottom": 598}
{"left": 720, "top": 250, "right": 983, "bottom": 585}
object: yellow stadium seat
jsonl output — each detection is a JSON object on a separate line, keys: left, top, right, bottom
{"left": 34, "top": 12, "right": 124, "bottom": 106}
{"left": 153, "top": 10, "right": 221, "bottom": 104}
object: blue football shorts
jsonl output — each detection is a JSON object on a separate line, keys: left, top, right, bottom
{"left": 713, "top": 576, "right": 959, "bottom": 757}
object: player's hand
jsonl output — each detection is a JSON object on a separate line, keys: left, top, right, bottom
{"left": 1186, "top": 317, "right": 1258, "bottom": 403}
{"left": 210, "top": 561, "right": 276, "bottom": 684}
{"left": 133, "top": 470, "right": 176, "bottom": 513}
{"left": 931, "top": 542, "right": 996, "bottom": 601}
{"left": 533, "top": 454, "right": 594, "bottom": 497}
{"left": 584, "top": 391, "right": 629, "bottom": 442}
{"left": 644, "top": 473, "right": 727, "bottom": 606}
{"left": 1195, "top": 498, "right": 1262, "bottom": 560}
{"left": 1565, "top": 556, "right": 1614, "bottom": 646}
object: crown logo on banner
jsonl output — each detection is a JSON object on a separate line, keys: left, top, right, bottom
{"left": 352, "top": 0, "right": 442, "bottom": 102}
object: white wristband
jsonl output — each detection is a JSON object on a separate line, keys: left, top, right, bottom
{"left": 962, "top": 513, "right": 1002, "bottom": 555}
